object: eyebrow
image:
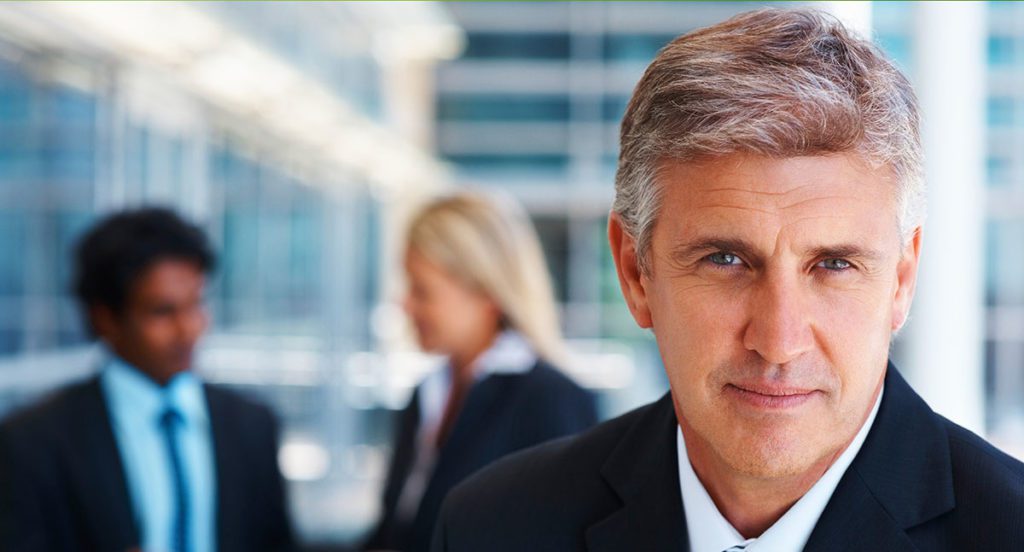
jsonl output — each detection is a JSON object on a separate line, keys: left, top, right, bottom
{"left": 669, "top": 237, "right": 886, "bottom": 266}
{"left": 670, "top": 238, "right": 760, "bottom": 265}
{"left": 805, "top": 245, "right": 886, "bottom": 264}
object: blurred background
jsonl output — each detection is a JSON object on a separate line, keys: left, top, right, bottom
{"left": 0, "top": 1, "right": 1020, "bottom": 547}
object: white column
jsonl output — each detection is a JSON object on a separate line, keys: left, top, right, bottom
{"left": 902, "top": 2, "right": 987, "bottom": 434}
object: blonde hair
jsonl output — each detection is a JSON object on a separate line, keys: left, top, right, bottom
{"left": 614, "top": 8, "right": 923, "bottom": 274}
{"left": 405, "top": 192, "right": 566, "bottom": 366}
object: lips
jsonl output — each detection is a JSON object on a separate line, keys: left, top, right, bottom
{"left": 725, "top": 382, "right": 821, "bottom": 409}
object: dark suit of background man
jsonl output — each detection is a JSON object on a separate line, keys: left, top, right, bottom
{"left": 0, "top": 207, "right": 294, "bottom": 552}
{"left": 432, "top": 9, "right": 1024, "bottom": 552}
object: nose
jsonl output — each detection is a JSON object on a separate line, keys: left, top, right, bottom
{"left": 742, "top": 272, "right": 815, "bottom": 365}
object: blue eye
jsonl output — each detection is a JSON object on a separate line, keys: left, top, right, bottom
{"left": 707, "top": 252, "right": 743, "bottom": 266}
{"left": 817, "top": 258, "right": 851, "bottom": 271}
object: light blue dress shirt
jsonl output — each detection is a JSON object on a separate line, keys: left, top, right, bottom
{"left": 101, "top": 358, "right": 216, "bottom": 552}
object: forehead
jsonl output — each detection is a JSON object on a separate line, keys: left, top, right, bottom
{"left": 653, "top": 153, "right": 900, "bottom": 249}
{"left": 131, "top": 259, "right": 205, "bottom": 299}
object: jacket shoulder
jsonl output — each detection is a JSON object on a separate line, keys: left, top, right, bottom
{"left": 944, "top": 419, "right": 1024, "bottom": 520}
{"left": 910, "top": 418, "right": 1024, "bottom": 546}
{"left": 204, "top": 383, "right": 275, "bottom": 417}
{"left": 524, "top": 361, "right": 595, "bottom": 407}
{"left": 0, "top": 377, "right": 101, "bottom": 439}
{"left": 524, "top": 361, "right": 591, "bottom": 397}
{"left": 945, "top": 419, "right": 1024, "bottom": 480}
{"left": 434, "top": 400, "right": 657, "bottom": 551}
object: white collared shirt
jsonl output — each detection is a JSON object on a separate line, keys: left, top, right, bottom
{"left": 677, "top": 387, "right": 884, "bottom": 552}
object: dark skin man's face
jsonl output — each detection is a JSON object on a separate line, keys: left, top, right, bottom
{"left": 92, "top": 259, "right": 208, "bottom": 386}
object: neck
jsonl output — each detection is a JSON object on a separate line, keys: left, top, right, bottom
{"left": 448, "top": 329, "right": 499, "bottom": 387}
{"left": 113, "top": 352, "right": 180, "bottom": 388}
{"left": 684, "top": 429, "right": 838, "bottom": 538}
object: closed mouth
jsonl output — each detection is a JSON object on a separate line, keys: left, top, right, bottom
{"left": 725, "top": 383, "right": 820, "bottom": 408}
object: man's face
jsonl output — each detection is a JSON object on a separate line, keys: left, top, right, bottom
{"left": 93, "top": 259, "right": 208, "bottom": 385}
{"left": 609, "top": 153, "right": 921, "bottom": 479}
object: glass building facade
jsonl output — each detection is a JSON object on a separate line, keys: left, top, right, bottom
{"left": 0, "top": 2, "right": 457, "bottom": 544}
{"left": 1, "top": 1, "right": 1023, "bottom": 546}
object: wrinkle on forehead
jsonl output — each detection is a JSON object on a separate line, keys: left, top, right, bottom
{"left": 655, "top": 153, "right": 903, "bottom": 261}
{"left": 694, "top": 184, "right": 873, "bottom": 211}
{"left": 668, "top": 154, "right": 895, "bottom": 214}
{"left": 693, "top": 196, "right": 873, "bottom": 218}
{"left": 698, "top": 182, "right": 822, "bottom": 197}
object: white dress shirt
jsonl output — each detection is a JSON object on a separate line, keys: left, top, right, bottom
{"left": 101, "top": 357, "right": 216, "bottom": 552}
{"left": 677, "top": 387, "right": 884, "bottom": 552}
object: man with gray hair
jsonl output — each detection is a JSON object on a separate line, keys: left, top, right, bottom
{"left": 431, "top": 9, "right": 1024, "bottom": 551}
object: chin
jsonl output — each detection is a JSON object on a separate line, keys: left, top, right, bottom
{"left": 416, "top": 340, "right": 439, "bottom": 354}
{"left": 713, "top": 423, "right": 835, "bottom": 479}
{"left": 412, "top": 332, "right": 435, "bottom": 350}
{"left": 724, "top": 445, "right": 817, "bottom": 479}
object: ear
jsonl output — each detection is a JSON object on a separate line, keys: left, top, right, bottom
{"left": 90, "top": 304, "right": 120, "bottom": 345}
{"left": 892, "top": 227, "right": 923, "bottom": 331}
{"left": 608, "top": 212, "right": 653, "bottom": 329}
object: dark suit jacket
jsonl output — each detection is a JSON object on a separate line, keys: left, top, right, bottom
{"left": 431, "top": 365, "right": 1024, "bottom": 551}
{"left": 365, "top": 361, "right": 597, "bottom": 552}
{"left": 0, "top": 375, "right": 294, "bottom": 552}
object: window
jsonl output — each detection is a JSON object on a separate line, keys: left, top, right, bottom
{"left": 438, "top": 95, "right": 571, "bottom": 122}
{"left": 463, "top": 32, "right": 571, "bottom": 60}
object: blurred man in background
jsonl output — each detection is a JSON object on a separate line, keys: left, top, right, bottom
{"left": 431, "top": 9, "right": 1024, "bottom": 551}
{"left": 0, "top": 207, "right": 293, "bottom": 552}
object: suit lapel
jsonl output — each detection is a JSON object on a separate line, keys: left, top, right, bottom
{"left": 805, "top": 365, "right": 955, "bottom": 550}
{"left": 803, "top": 473, "right": 917, "bottom": 551}
{"left": 585, "top": 393, "right": 687, "bottom": 552}
{"left": 66, "top": 377, "right": 139, "bottom": 549}
{"left": 206, "top": 385, "right": 242, "bottom": 550}
{"left": 435, "top": 373, "right": 527, "bottom": 467}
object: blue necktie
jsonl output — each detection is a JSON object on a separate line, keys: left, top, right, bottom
{"left": 159, "top": 406, "right": 189, "bottom": 552}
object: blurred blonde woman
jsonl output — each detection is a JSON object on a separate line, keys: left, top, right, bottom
{"left": 364, "top": 192, "right": 597, "bottom": 552}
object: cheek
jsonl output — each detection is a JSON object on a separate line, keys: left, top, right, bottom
{"left": 814, "top": 288, "right": 894, "bottom": 399}
{"left": 420, "top": 295, "right": 487, "bottom": 341}
{"left": 649, "top": 284, "right": 742, "bottom": 382}
{"left": 112, "top": 322, "right": 161, "bottom": 361}
{"left": 817, "top": 286, "right": 893, "bottom": 350}
{"left": 657, "top": 282, "right": 744, "bottom": 339}
{"left": 139, "top": 320, "right": 176, "bottom": 350}
{"left": 195, "top": 309, "right": 210, "bottom": 334}
{"left": 451, "top": 296, "right": 496, "bottom": 330}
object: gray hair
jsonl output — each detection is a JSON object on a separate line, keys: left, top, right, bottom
{"left": 613, "top": 8, "right": 924, "bottom": 274}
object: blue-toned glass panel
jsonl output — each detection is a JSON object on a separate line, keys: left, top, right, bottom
{"left": 986, "top": 219, "right": 1024, "bottom": 304}
{"left": 446, "top": 153, "right": 569, "bottom": 177}
{"left": 989, "top": 97, "right": 1016, "bottom": 126}
{"left": 438, "top": 95, "right": 570, "bottom": 122}
{"left": 604, "top": 34, "right": 679, "bottom": 62}
{"left": 989, "top": 36, "right": 1017, "bottom": 66}
{"left": 463, "top": 32, "right": 571, "bottom": 60}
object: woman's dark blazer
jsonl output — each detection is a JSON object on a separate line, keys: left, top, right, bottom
{"left": 363, "top": 360, "right": 598, "bottom": 552}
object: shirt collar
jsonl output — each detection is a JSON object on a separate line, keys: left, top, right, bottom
{"left": 103, "top": 356, "right": 208, "bottom": 428}
{"left": 677, "top": 385, "right": 884, "bottom": 552}
{"left": 474, "top": 330, "right": 537, "bottom": 377}
{"left": 418, "top": 330, "right": 538, "bottom": 427}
